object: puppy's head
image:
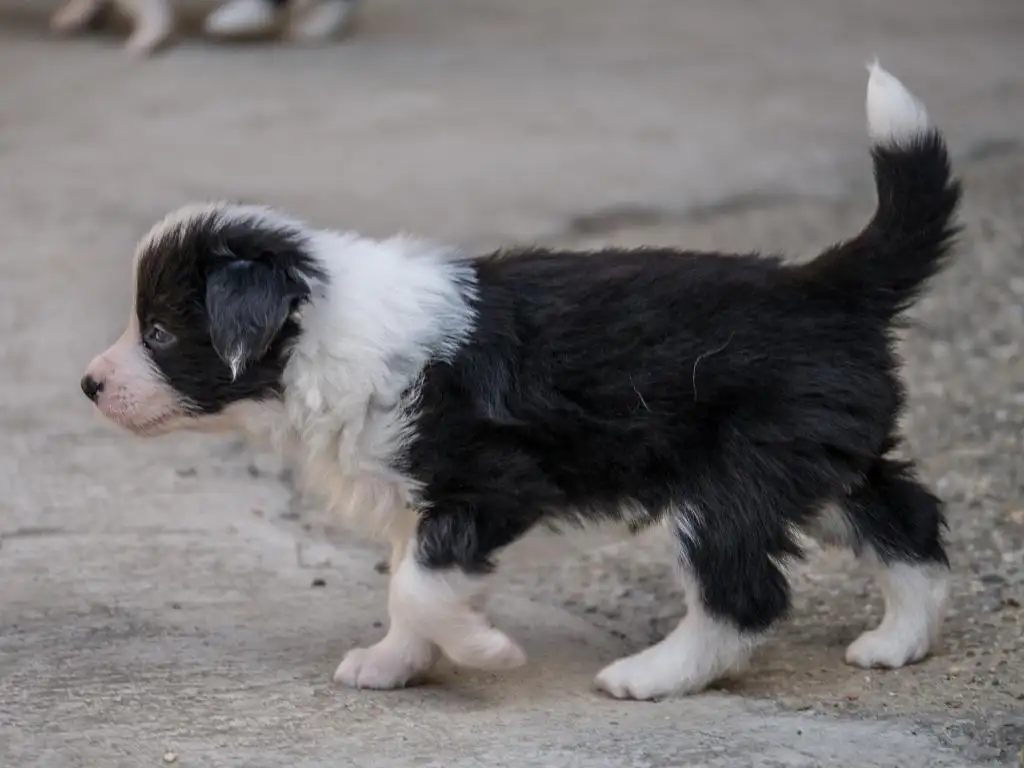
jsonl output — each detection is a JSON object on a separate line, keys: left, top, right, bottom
{"left": 81, "top": 204, "right": 326, "bottom": 435}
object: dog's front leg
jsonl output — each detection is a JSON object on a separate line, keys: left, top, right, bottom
{"left": 334, "top": 518, "right": 527, "bottom": 688}
{"left": 333, "top": 536, "right": 440, "bottom": 689}
{"left": 386, "top": 530, "right": 527, "bottom": 673}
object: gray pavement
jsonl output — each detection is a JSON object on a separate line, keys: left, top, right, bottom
{"left": 1, "top": 1, "right": 1022, "bottom": 766}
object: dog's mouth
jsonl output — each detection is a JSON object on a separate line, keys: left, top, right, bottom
{"left": 123, "top": 414, "right": 180, "bottom": 436}
{"left": 89, "top": 385, "right": 200, "bottom": 436}
{"left": 99, "top": 408, "right": 192, "bottom": 437}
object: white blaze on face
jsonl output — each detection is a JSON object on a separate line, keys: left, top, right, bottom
{"left": 82, "top": 313, "right": 191, "bottom": 435}
{"left": 81, "top": 231, "right": 197, "bottom": 435}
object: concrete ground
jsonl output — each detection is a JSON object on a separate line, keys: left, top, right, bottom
{"left": 1, "top": 0, "right": 1022, "bottom": 765}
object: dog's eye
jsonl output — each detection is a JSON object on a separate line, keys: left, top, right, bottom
{"left": 144, "top": 323, "right": 176, "bottom": 350}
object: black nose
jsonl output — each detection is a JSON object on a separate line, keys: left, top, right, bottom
{"left": 81, "top": 374, "right": 103, "bottom": 402}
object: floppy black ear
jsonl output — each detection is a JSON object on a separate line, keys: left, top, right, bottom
{"left": 205, "top": 260, "right": 307, "bottom": 379}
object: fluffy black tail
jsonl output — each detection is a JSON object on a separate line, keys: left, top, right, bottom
{"left": 803, "top": 63, "right": 962, "bottom": 318}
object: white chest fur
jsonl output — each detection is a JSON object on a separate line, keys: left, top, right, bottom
{"left": 258, "top": 230, "right": 478, "bottom": 543}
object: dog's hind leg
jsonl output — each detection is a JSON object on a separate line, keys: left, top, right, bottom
{"left": 595, "top": 501, "right": 792, "bottom": 700}
{"left": 836, "top": 458, "right": 949, "bottom": 669}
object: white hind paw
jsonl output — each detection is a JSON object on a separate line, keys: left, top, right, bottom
{"left": 847, "top": 561, "right": 947, "bottom": 669}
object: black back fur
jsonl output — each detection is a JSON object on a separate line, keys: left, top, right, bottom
{"left": 403, "top": 129, "right": 959, "bottom": 632}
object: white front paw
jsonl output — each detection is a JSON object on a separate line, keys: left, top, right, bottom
{"left": 333, "top": 639, "right": 437, "bottom": 689}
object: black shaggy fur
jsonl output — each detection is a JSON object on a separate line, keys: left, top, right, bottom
{"left": 134, "top": 211, "right": 325, "bottom": 413}
{"left": 115, "top": 123, "right": 959, "bottom": 641}
{"left": 403, "top": 130, "right": 959, "bottom": 633}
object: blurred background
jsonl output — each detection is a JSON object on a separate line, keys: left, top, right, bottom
{"left": 1, "top": 1, "right": 1022, "bottom": 766}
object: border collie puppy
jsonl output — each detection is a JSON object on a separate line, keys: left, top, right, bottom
{"left": 81, "top": 64, "right": 959, "bottom": 699}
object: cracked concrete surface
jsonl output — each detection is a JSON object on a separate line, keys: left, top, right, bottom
{"left": 1, "top": 0, "right": 1022, "bottom": 766}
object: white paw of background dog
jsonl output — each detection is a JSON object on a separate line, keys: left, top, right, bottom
{"left": 50, "top": 0, "right": 104, "bottom": 32}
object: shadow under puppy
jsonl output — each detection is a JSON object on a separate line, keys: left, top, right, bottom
{"left": 81, "top": 64, "right": 960, "bottom": 699}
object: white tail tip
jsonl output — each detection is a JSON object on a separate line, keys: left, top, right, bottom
{"left": 866, "top": 60, "right": 929, "bottom": 146}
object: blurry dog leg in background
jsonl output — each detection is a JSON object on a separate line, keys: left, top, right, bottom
{"left": 204, "top": 0, "right": 286, "bottom": 37}
{"left": 120, "top": 0, "right": 174, "bottom": 53}
{"left": 50, "top": 0, "right": 106, "bottom": 34}
{"left": 51, "top": 0, "right": 174, "bottom": 54}
{"left": 204, "top": 0, "right": 360, "bottom": 41}
{"left": 287, "top": 0, "right": 360, "bottom": 42}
